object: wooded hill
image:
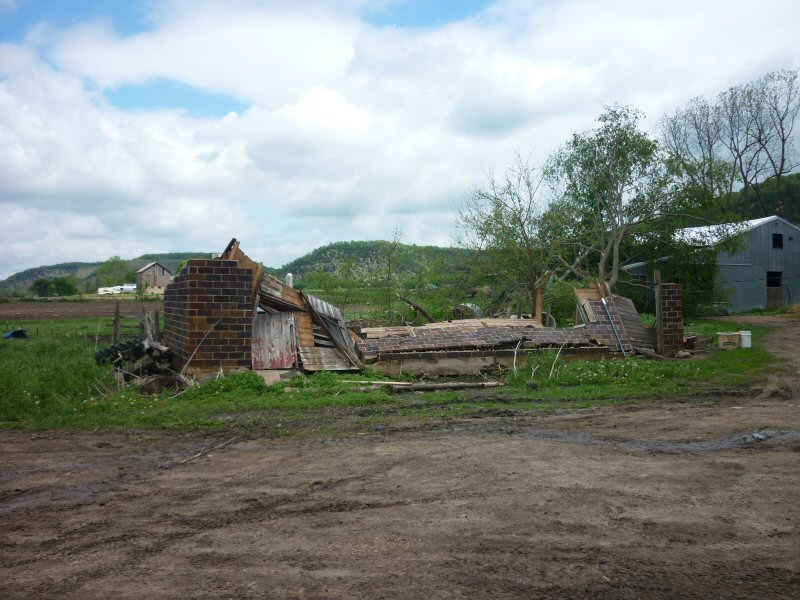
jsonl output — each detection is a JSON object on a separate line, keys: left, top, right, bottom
{"left": 0, "top": 243, "right": 474, "bottom": 295}
{"left": 730, "top": 172, "right": 800, "bottom": 225}
{"left": 269, "top": 241, "right": 474, "bottom": 284}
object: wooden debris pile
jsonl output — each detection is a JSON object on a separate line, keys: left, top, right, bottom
{"left": 95, "top": 306, "right": 189, "bottom": 393}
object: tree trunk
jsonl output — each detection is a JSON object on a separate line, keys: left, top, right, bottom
{"left": 535, "top": 286, "right": 543, "bottom": 325}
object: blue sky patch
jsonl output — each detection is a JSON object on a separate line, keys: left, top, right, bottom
{"left": 365, "top": 0, "right": 494, "bottom": 27}
{"left": 0, "top": 0, "right": 151, "bottom": 41}
{"left": 105, "top": 79, "right": 249, "bottom": 116}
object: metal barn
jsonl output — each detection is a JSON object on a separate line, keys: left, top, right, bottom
{"left": 625, "top": 216, "right": 800, "bottom": 312}
{"left": 714, "top": 216, "right": 800, "bottom": 311}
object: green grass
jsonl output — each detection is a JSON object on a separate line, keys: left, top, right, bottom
{"left": 504, "top": 319, "right": 775, "bottom": 401}
{"left": 0, "top": 318, "right": 782, "bottom": 432}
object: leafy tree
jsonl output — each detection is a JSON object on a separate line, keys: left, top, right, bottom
{"left": 304, "top": 270, "right": 336, "bottom": 290}
{"left": 31, "top": 278, "right": 52, "bottom": 297}
{"left": 175, "top": 259, "right": 189, "bottom": 274}
{"left": 337, "top": 257, "right": 357, "bottom": 308}
{"left": 547, "top": 105, "right": 674, "bottom": 287}
{"left": 96, "top": 256, "right": 135, "bottom": 287}
{"left": 51, "top": 277, "right": 79, "bottom": 296}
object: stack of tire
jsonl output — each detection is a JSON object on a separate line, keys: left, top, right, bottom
{"left": 95, "top": 339, "right": 146, "bottom": 366}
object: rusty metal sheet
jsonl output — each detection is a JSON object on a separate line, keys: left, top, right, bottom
{"left": 252, "top": 312, "right": 297, "bottom": 369}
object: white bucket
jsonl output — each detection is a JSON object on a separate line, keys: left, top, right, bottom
{"left": 739, "top": 331, "right": 752, "bottom": 348}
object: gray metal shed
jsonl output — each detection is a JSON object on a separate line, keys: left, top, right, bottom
{"left": 625, "top": 216, "right": 800, "bottom": 312}
{"left": 713, "top": 216, "right": 800, "bottom": 311}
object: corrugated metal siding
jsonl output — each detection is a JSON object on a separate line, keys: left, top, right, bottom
{"left": 716, "top": 218, "right": 800, "bottom": 311}
{"left": 305, "top": 294, "right": 345, "bottom": 321}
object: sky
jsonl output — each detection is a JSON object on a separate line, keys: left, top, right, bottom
{"left": 1, "top": 0, "right": 799, "bottom": 279}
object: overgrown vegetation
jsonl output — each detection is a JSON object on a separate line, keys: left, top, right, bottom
{"left": 506, "top": 320, "right": 773, "bottom": 400}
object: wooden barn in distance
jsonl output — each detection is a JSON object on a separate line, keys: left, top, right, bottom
{"left": 136, "top": 262, "right": 172, "bottom": 294}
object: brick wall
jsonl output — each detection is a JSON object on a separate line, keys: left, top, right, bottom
{"left": 163, "top": 259, "right": 254, "bottom": 375}
{"left": 583, "top": 297, "right": 634, "bottom": 354}
{"left": 658, "top": 283, "right": 684, "bottom": 356}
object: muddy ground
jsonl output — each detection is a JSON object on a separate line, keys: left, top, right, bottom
{"left": 2, "top": 317, "right": 800, "bottom": 599}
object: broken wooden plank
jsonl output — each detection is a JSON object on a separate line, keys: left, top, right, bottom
{"left": 220, "top": 238, "right": 263, "bottom": 300}
{"left": 358, "top": 318, "right": 543, "bottom": 339}
{"left": 304, "top": 293, "right": 362, "bottom": 368}
{"left": 295, "top": 312, "right": 315, "bottom": 347}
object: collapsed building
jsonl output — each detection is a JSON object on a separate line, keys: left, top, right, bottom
{"left": 163, "top": 240, "right": 685, "bottom": 378}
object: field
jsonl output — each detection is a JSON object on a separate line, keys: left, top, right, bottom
{"left": 0, "top": 300, "right": 163, "bottom": 322}
{"left": 1, "top": 302, "right": 799, "bottom": 598}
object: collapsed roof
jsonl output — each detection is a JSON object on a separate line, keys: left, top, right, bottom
{"left": 183, "top": 240, "right": 660, "bottom": 377}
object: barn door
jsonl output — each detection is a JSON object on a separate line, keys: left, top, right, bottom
{"left": 766, "top": 272, "right": 784, "bottom": 309}
{"left": 251, "top": 312, "right": 297, "bottom": 369}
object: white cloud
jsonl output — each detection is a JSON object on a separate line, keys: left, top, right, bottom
{"left": 50, "top": 7, "right": 361, "bottom": 107}
{"left": 0, "top": 0, "right": 799, "bottom": 280}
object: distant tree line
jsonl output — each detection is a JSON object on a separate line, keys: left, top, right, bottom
{"left": 31, "top": 277, "right": 80, "bottom": 297}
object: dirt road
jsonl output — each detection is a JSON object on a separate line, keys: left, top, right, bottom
{"left": 1, "top": 317, "right": 799, "bottom": 598}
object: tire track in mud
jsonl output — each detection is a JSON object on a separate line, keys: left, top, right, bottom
{"left": 3, "top": 454, "right": 445, "bottom": 597}
{"left": 434, "top": 424, "right": 800, "bottom": 453}
{"left": 0, "top": 440, "right": 203, "bottom": 517}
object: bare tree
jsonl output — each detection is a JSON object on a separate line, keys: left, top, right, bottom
{"left": 380, "top": 227, "right": 403, "bottom": 323}
{"left": 457, "top": 153, "right": 563, "bottom": 320}
{"left": 719, "top": 81, "right": 773, "bottom": 215}
{"left": 664, "top": 69, "right": 800, "bottom": 219}
{"left": 755, "top": 69, "right": 800, "bottom": 215}
{"left": 661, "top": 96, "right": 737, "bottom": 212}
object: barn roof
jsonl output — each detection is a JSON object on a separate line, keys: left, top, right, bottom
{"left": 678, "top": 215, "right": 799, "bottom": 246}
{"left": 136, "top": 261, "right": 171, "bottom": 274}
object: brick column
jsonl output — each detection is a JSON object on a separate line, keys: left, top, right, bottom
{"left": 163, "top": 259, "right": 254, "bottom": 376}
{"left": 658, "top": 283, "right": 684, "bottom": 357}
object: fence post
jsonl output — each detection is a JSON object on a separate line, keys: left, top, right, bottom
{"left": 654, "top": 270, "right": 663, "bottom": 355}
{"left": 113, "top": 301, "right": 121, "bottom": 344}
